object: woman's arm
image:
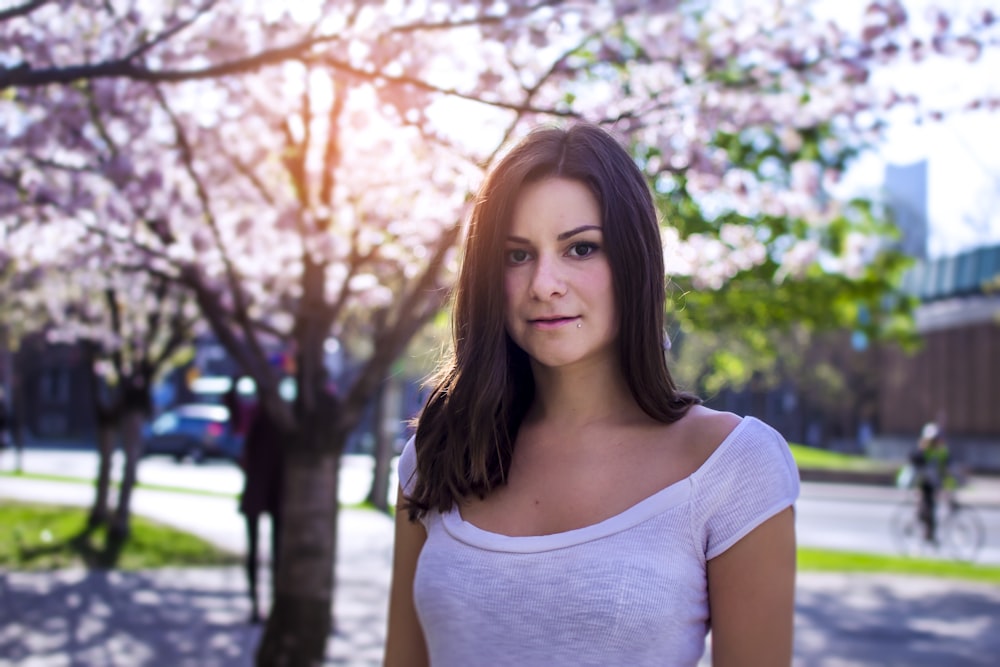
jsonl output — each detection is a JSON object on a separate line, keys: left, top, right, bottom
{"left": 707, "top": 506, "right": 797, "bottom": 667}
{"left": 383, "top": 485, "right": 429, "bottom": 667}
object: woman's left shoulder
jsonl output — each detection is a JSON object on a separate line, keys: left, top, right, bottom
{"left": 677, "top": 405, "right": 744, "bottom": 455}
{"left": 677, "top": 407, "right": 793, "bottom": 471}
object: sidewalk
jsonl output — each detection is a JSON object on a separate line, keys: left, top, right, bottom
{"left": 3, "top": 468, "right": 1000, "bottom": 664}
{"left": 0, "top": 508, "right": 392, "bottom": 666}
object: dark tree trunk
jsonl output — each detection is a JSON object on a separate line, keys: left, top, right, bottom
{"left": 111, "top": 407, "right": 145, "bottom": 536}
{"left": 89, "top": 416, "right": 117, "bottom": 527}
{"left": 256, "top": 424, "right": 342, "bottom": 666}
{"left": 367, "top": 376, "right": 398, "bottom": 512}
{"left": 87, "top": 362, "right": 152, "bottom": 540}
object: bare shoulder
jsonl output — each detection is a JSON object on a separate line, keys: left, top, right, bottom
{"left": 674, "top": 405, "right": 743, "bottom": 464}
{"left": 681, "top": 404, "right": 742, "bottom": 437}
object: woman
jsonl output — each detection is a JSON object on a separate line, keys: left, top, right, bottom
{"left": 385, "top": 123, "right": 799, "bottom": 666}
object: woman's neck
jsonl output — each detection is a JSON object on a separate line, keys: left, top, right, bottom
{"left": 525, "top": 356, "right": 645, "bottom": 432}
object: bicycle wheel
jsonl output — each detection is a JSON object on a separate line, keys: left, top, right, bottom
{"left": 890, "top": 502, "right": 932, "bottom": 558}
{"left": 940, "top": 506, "right": 985, "bottom": 562}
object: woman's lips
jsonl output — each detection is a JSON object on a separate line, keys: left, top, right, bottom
{"left": 529, "top": 316, "right": 579, "bottom": 330}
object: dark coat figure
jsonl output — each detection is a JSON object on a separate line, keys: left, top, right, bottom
{"left": 239, "top": 406, "right": 284, "bottom": 624}
{"left": 0, "top": 394, "right": 9, "bottom": 449}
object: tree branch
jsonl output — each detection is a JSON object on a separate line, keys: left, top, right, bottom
{"left": 0, "top": 0, "right": 50, "bottom": 23}
{"left": 312, "top": 54, "right": 583, "bottom": 118}
{"left": 121, "top": 1, "right": 219, "bottom": 63}
{"left": 342, "top": 219, "right": 460, "bottom": 421}
{"left": 0, "top": 32, "right": 342, "bottom": 90}
{"left": 385, "top": 0, "right": 560, "bottom": 34}
{"left": 318, "top": 76, "right": 346, "bottom": 209}
{"left": 215, "top": 142, "right": 277, "bottom": 205}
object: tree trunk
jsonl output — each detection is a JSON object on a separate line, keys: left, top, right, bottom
{"left": 256, "top": 438, "right": 341, "bottom": 666}
{"left": 89, "top": 420, "right": 117, "bottom": 527}
{"left": 111, "top": 408, "right": 145, "bottom": 536}
{"left": 368, "top": 376, "right": 400, "bottom": 512}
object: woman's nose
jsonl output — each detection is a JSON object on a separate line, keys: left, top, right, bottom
{"left": 530, "top": 255, "right": 567, "bottom": 300}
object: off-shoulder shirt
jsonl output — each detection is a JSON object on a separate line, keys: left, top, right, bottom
{"left": 397, "top": 416, "right": 800, "bottom": 667}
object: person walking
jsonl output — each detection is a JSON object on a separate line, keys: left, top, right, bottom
{"left": 384, "top": 123, "right": 800, "bottom": 666}
{"left": 237, "top": 404, "right": 284, "bottom": 624}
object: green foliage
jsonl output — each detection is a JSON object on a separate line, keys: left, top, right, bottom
{"left": 0, "top": 502, "right": 240, "bottom": 570}
{"left": 644, "top": 111, "right": 921, "bottom": 396}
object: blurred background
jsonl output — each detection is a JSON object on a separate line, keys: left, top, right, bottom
{"left": 2, "top": 0, "right": 1000, "bottom": 665}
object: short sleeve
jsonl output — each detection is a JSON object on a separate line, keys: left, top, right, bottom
{"left": 398, "top": 435, "right": 418, "bottom": 497}
{"left": 690, "top": 417, "right": 800, "bottom": 560}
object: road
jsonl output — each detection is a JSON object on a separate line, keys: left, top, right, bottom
{"left": 3, "top": 446, "right": 1000, "bottom": 564}
{"left": 797, "top": 486, "right": 1000, "bottom": 564}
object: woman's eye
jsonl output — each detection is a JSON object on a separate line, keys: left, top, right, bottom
{"left": 506, "top": 248, "right": 531, "bottom": 264}
{"left": 569, "top": 242, "right": 598, "bottom": 258}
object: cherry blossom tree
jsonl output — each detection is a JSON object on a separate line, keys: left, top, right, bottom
{"left": 2, "top": 202, "right": 198, "bottom": 547}
{"left": 3, "top": 0, "right": 999, "bottom": 662}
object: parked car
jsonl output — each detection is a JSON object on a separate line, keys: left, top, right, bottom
{"left": 142, "top": 403, "right": 242, "bottom": 463}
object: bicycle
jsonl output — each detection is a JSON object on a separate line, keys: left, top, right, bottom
{"left": 890, "top": 491, "right": 985, "bottom": 561}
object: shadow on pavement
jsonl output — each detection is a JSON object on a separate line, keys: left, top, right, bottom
{"left": 794, "top": 572, "right": 1000, "bottom": 666}
{"left": 0, "top": 567, "right": 260, "bottom": 667}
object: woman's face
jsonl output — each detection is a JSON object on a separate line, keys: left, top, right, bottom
{"left": 503, "top": 177, "right": 618, "bottom": 371}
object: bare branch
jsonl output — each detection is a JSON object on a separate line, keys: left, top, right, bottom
{"left": 152, "top": 87, "right": 236, "bottom": 295}
{"left": 103, "top": 287, "right": 126, "bottom": 378}
{"left": 77, "top": 217, "right": 175, "bottom": 267}
{"left": 386, "top": 0, "right": 560, "bottom": 34}
{"left": 25, "top": 156, "right": 99, "bottom": 175}
{"left": 0, "top": 32, "right": 343, "bottom": 90}
{"left": 319, "top": 222, "right": 379, "bottom": 335}
{"left": 215, "top": 143, "right": 277, "bottom": 205}
{"left": 341, "top": 220, "right": 461, "bottom": 422}
{"left": 153, "top": 83, "right": 278, "bottom": 395}
{"left": 318, "top": 76, "right": 346, "bottom": 209}
{"left": 122, "top": 1, "right": 220, "bottom": 63}
{"left": 281, "top": 96, "right": 311, "bottom": 209}
{"left": 312, "top": 54, "right": 583, "bottom": 118}
{"left": 0, "top": 0, "right": 51, "bottom": 22}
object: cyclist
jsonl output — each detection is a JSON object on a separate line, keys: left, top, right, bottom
{"left": 909, "top": 422, "right": 954, "bottom": 544}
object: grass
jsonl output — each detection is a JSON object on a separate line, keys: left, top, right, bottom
{"left": 788, "top": 443, "right": 896, "bottom": 472}
{"left": 0, "top": 502, "right": 240, "bottom": 571}
{"left": 6, "top": 452, "right": 995, "bottom": 584}
{"left": 4, "top": 503, "right": 997, "bottom": 585}
{"left": 0, "top": 469, "right": 236, "bottom": 499}
{"left": 799, "top": 547, "right": 1000, "bottom": 585}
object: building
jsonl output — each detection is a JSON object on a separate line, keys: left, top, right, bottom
{"left": 871, "top": 244, "right": 1000, "bottom": 471}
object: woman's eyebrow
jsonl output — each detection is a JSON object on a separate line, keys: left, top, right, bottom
{"left": 557, "top": 225, "right": 602, "bottom": 241}
{"left": 507, "top": 225, "right": 603, "bottom": 244}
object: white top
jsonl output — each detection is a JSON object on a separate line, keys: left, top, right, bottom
{"left": 398, "top": 416, "right": 800, "bottom": 667}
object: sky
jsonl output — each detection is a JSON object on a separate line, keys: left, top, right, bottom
{"left": 815, "top": 0, "right": 1000, "bottom": 258}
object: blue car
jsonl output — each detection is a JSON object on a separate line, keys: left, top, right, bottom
{"left": 142, "top": 404, "right": 242, "bottom": 463}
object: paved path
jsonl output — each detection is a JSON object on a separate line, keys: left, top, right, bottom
{"left": 3, "top": 453, "right": 1000, "bottom": 665}
{"left": 0, "top": 509, "right": 393, "bottom": 666}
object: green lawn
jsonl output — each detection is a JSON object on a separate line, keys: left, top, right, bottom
{"left": 799, "top": 547, "right": 1000, "bottom": 585}
{"left": 788, "top": 443, "right": 897, "bottom": 472}
{"left": 0, "top": 502, "right": 240, "bottom": 570}
{"left": 0, "top": 469, "right": 236, "bottom": 498}
{"left": 3, "top": 503, "right": 997, "bottom": 585}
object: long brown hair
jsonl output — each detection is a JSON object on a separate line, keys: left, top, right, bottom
{"left": 407, "top": 123, "right": 700, "bottom": 520}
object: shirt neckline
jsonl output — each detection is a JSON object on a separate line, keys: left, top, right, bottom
{"left": 440, "top": 416, "right": 755, "bottom": 553}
